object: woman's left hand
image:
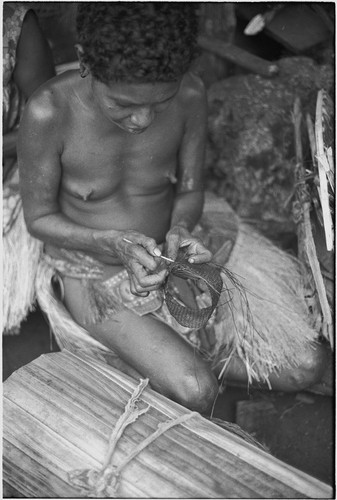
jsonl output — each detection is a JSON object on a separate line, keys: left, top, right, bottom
{"left": 165, "top": 225, "right": 213, "bottom": 264}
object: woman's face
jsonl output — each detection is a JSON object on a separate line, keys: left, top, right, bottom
{"left": 91, "top": 78, "right": 181, "bottom": 134}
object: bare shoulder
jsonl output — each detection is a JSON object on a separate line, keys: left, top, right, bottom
{"left": 176, "top": 72, "right": 207, "bottom": 127}
{"left": 21, "top": 72, "right": 73, "bottom": 128}
{"left": 178, "top": 72, "right": 207, "bottom": 106}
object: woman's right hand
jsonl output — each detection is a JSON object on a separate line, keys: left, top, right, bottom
{"left": 95, "top": 230, "right": 168, "bottom": 296}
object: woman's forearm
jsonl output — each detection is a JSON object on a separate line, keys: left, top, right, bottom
{"left": 28, "top": 211, "right": 119, "bottom": 257}
{"left": 27, "top": 211, "right": 162, "bottom": 264}
{"left": 170, "top": 190, "right": 204, "bottom": 231}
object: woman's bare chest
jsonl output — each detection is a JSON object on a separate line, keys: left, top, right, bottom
{"left": 60, "top": 113, "right": 183, "bottom": 200}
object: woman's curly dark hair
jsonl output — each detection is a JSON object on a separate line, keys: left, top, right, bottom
{"left": 76, "top": 2, "right": 200, "bottom": 84}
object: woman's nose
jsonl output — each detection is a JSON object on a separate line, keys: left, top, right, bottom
{"left": 130, "top": 107, "right": 153, "bottom": 128}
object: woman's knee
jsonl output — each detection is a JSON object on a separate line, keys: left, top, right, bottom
{"left": 174, "top": 368, "right": 218, "bottom": 413}
{"left": 291, "top": 342, "right": 328, "bottom": 388}
{"left": 271, "top": 342, "right": 328, "bottom": 392}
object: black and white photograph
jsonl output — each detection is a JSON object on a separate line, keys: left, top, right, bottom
{"left": 2, "top": 2, "right": 334, "bottom": 497}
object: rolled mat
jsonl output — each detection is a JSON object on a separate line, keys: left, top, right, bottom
{"left": 3, "top": 350, "right": 332, "bottom": 498}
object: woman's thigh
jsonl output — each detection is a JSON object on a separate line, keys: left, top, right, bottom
{"left": 61, "top": 275, "right": 218, "bottom": 408}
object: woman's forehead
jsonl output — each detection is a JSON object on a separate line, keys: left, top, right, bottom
{"left": 99, "top": 80, "right": 181, "bottom": 105}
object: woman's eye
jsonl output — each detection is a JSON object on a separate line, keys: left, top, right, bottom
{"left": 108, "top": 103, "right": 130, "bottom": 113}
{"left": 107, "top": 101, "right": 128, "bottom": 110}
{"left": 155, "top": 102, "right": 169, "bottom": 113}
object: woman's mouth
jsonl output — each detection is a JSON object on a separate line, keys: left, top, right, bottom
{"left": 126, "top": 126, "right": 147, "bottom": 134}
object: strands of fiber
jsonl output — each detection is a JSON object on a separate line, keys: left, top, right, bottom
{"left": 213, "top": 263, "right": 264, "bottom": 384}
{"left": 3, "top": 207, "right": 43, "bottom": 334}
{"left": 164, "top": 259, "right": 223, "bottom": 329}
{"left": 163, "top": 248, "right": 264, "bottom": 368}
{"left": 212, "top": 222, "right": 320, "bottom": 385}
{"left": 169, "top": 261, "right": 221, "bottom": 295}
{"left": 209, "top": 417, "right": 269, "bottom": 453}
{"left": 164, "top": 261, "right": 222, "bottom": 329}
{"left": 215, "top": 264, "right": 255, "bottom": 325}
{"left": 68, "top": 378, "right": 150, "bottom": 497}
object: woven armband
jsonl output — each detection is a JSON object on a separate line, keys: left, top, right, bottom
{"left": 164, "top": 261, "right": 223, "bottom": 329}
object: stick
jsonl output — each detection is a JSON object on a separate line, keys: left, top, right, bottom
{"left": 306, "top": 113, "right": 325, "bottom": 226}
{"left": 293, "top": 98, "right": 333, "bottom": 347}
{"left": 198, "top": 35, "right": 279, "bottom": 77}
{"left": 306, "top": 113, "right": 316, "bottom": 166}
{"left": 122, "top": 238, "right": 174, "bottom": 263}
{"left": 315, "top": 90, "right": 333, "bottom": 251}
{"left": 244, "top": 4, "right": 284, "bottom": 36}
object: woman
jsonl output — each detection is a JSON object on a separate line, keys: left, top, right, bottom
{"left": 18, "top": 3, "right": 326, "bottom": 411}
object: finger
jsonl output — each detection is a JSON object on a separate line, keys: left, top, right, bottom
{"left": 187, "top": 250, "right": 213, "bottom": 264}
{"left": 141, "top": 268, "right": 168, "bottom": 287}
{"left": 135, "top": 266, "right": 167, "bottom": 289}
{"left": 130, "top": 282, "right": 149, "bottom": 297}
{"left": 130, "top": 245, "right": 159, "bottom": 272}
{"left": 180, "top": 240, "right": 192, "bottom": 248}
{"left": 131, "top": 263, "right": 167, "bottom": 290}
{"left": 129, "top": 270, "right": 152, "bottom": 296}
{"left": 132, "top": 234, "right": 162, "bottom": 259}
{"left": 166, "top": 234, "right": 180, "bottom": 261}
{"left": 121, "top": 234, "right": 161, "bottom": 270}
{"left": 184, "top": 242, "right": 213, "bottom": 264}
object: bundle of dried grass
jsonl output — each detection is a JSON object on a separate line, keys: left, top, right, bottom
{"left": 3, "top": 207, "right": 43, "bottom": 334}
{"left": 3, "top": 350, "right": 332, "bottom": 498}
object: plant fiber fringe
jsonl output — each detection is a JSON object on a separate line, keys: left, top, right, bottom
{"left": 35, "top": 220, "right": 319, "bottom": 386}
{"left": 3, "top": 208, "right": 43, "bottom": 334}
{"left": 212, "top": 222, "right": 319, "bottom": 385}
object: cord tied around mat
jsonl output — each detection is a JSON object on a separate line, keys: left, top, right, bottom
{"left": 68, "top": 377, "right": 198, "bottom": 497}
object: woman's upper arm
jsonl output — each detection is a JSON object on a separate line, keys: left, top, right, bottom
{"left": 177, "top": 75, "right": 208, "bottom": 194}
{"left": 13, "top": 10, "right": 55, "bottom": 99}
{"left": 18, "top": 95, "right": 62, "bottom": 226}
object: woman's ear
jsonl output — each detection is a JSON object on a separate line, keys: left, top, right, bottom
{"left": 74, "top": 43, "right": 84, "bottom": 60}
{"left": 74, "top": 44, "right": 89, "bottom": 78}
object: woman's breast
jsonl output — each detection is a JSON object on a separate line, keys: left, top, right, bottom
{"left": 58, "top": 107, "right": 182, "bottom": 240}
{"left": 59, "top": 183, "right": 175, "bottom": 242}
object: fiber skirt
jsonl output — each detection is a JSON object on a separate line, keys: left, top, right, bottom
{"left": 34, "top": 194, "right": 320, "bottom": 385}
